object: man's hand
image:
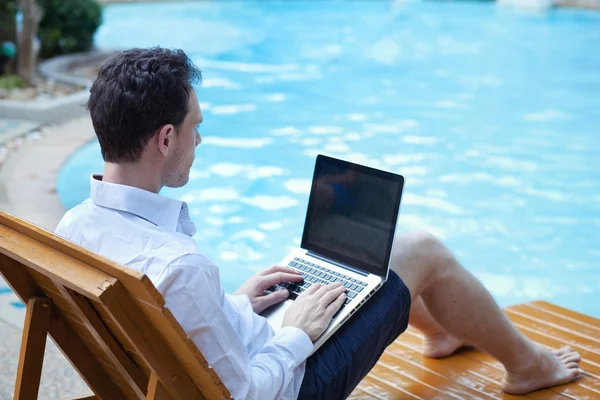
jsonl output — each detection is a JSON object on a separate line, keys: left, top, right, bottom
{"left": 282, "top": 282, "right": 346, "bottom": 342}
{"left": 233, "top": 265, "right": 303, "bottom": 314}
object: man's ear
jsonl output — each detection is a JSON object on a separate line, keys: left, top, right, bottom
{"left": 156, "top": 124, "right": 175, "bottom": 157}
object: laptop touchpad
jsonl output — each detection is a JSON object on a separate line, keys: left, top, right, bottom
{"left": 262, "top": 299, "right": 293, "bottom": 333}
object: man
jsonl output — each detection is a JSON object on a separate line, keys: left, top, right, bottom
{"left": 56, "top": 48, "right": 581, "bottom": 399}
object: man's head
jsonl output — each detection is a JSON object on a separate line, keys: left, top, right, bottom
{"left": 87, "top": 47, "right": 203, "bottom": 188}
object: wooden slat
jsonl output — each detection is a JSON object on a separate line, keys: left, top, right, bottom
{"left": 378, "top": 351, "right": 498, "bottom": 399}
{"left": 50, "top": 306, "right": 137, "bottom": 399}
{"left": 359, "top": 374, "right": 422, "bottom": 399}
{"left": 459, "top": 345, "right": 600, "bottom": 399}
{"left": 394, "top": 327, "right": 544, "bottom": 400}
{"left": 147, "top": 372, "right": 172, "bottom": 400}
{"left": 26, "top": 269, "right": 95, "bottom": 323}
{"left": 527, "top": 391, "right": 577, "bottom": 400}
{"left": 0, "top": 254, "right": 44, "bottom": 301}
{"left": 366, "top": 328, "right": 549, "bottom": 399}
{"left": 506, "top": 316, "right": 600, "bottom": 375}
{"left": 138, "top": 299, "right": 229, "bottom": 395}
{"left": 400, "top": 327, "right": 593, "bottom": 399}
{"left": 346, "top": 386, "right": 372, "bottom": 399}
{"left": 521, "top": 303, "right": 600, "bottom": 339}
{"left": 91, "top": 300, "right": 151, "bottom": 372}
{"left": 506, "top": 307, "right": 600, "bottom": 347}
{"left": 369, "top": 359, "right": 461, "bottom": 399}
{"left": 102, "top": 282, "right": 206, "bottom": 400}
{"left": 49, "top": 297, "right": 127, "bottom": 398}
{"left": 58, "top": 284, "right": 148, "bottom": 398}
{"left": 529, "top": 302, "right": 600, "bottom": 330}
{"left": 0, "top": 210, "right": 163, "bottom": 305}
{"left": 388, "top": 338, "right": 524, "bottom": 399}
{"left": 506, "top": 304, "right": 600, "bottom": 399}
{"left": 14, "top": 297, "right": 51, "bottom": 400}
{"left": 0, "top": 224, "right": 115, "bottom": 301}
{"left": 546, "top": 375, "right": 600, "bottom": 400}
{"left": 59, "top": 309, "right": 145, "bottom": 399}
{"left": 37, "top": 291, "right": 87, "bottom": 326}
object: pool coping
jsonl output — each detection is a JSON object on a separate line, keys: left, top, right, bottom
{"left": 0, "top": 116, "right": 95, "bottom": 231}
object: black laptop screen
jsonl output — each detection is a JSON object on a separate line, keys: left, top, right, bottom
{"left": 301, "top": 155, "right": 404, "bottom": 277}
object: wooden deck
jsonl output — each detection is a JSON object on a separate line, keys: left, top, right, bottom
{"left": 350, "top": 301, "right": 600, "bottom": 400}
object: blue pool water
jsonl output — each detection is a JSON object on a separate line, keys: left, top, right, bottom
{"left": 57, "top": 1, "right": 600, "bottom": 317}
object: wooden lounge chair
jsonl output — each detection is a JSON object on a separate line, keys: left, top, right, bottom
{"left": 2, "top": 209, "right": 599, "bottom": 399}
{"left": 0, "top": 209, "right": 230, "bottom": 399}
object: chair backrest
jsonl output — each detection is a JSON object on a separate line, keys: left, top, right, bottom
{"left": 0, "top": 210, "right": 230, "bottom": 400}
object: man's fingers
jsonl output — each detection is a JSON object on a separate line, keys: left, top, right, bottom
{"left": 311, "top": 282, "right": 342, "bottom": 299}
{"left": 260, "top": 288, "right": 289, "bottom": 310}
{"left": 262, "top": 272, "right": 303, "bottom": 288}
{"left": 325, "top": 292, "right": 346, "bottom": 318}
{"left": 259, "top": 265, "right": 300, "bottom": 276}
{"left": 320, "top": 286, "right": 347, "bottom": 306}
{"left": 301, "top": 282, "right": 323, "bottom": 296}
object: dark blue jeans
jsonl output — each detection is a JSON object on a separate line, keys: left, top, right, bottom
{"left": 298, "top": 270, "right": 412, "bottom": 400}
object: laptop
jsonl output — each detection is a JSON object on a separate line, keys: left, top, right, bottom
{"left": 262, "top": 154, "right": 405, "bottom": 353}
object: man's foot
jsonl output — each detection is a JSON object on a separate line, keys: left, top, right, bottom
{"left": 502, "top": 346, "right": 581, "bottom": 395}
{"left": 422, "top": 332, "right": 470, "bottom": 358}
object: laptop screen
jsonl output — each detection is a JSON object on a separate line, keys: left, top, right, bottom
{"left": 301, "top": 155, "right": 404, "bottom": 277}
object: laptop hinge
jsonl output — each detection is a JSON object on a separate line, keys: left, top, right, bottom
{"left": 306, "top": 251, "right": 369, "bottom": 277}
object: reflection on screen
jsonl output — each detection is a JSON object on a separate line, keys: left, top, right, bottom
{"left": 303, "top": 159, "right": 402, "bottom": 273}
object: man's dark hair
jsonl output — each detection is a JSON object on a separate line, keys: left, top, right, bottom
{"left": 87, "top": 47, "right": 202, "bottom": 163}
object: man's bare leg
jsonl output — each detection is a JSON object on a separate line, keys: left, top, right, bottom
{"left": 392, "top": 231, "right": 581, "bottom": 395}
{"left": 409, "top": 296, "right": 470, "bottom": 358}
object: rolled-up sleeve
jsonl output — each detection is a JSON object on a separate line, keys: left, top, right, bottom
{"left": 153, "top": 253, "right": 313, "bottom": 400}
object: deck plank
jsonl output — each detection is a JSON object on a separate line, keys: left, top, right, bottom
{"left": 461, "top": 346, "right": 600, "bottom": 399}
{"left": 505, "top": 308, "right": 600, "bottom": 351}
{"left": 347, "top": 387, "right": 372, "bottom": 399}
{"left": 367, "top": 361, "right": 455, "bottom": 399}
{"left": 520, "top": 303, "right": 600, "bottom": 339}
{"left": 352, "top": 301, "right": 599, "bottom": 399}
{"left": 389, "top": 337, "right": 524, "bottom": 399}
{"left": 378, "top": 353, "right": 498, "bottom": 400}
{"left": 360, "top": 374, "right": 423, "bottom": 399}
{"left": 399, "top": 329, "right": 558, "bottom": 400}
{"left": 529, "top": 302, "right": 600, "bottom": 331}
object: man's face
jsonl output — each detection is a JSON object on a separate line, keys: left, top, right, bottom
{"left": 162, "top": 90, "right": 202, "bottom": 188}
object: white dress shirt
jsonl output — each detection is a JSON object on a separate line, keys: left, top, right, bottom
{"left": 56, "top": 175, "right": 313, "bottom": 400}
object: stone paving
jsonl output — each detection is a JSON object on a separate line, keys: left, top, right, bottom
{"left": 0, "top": 319, "right": 91, "bottom": 399}
{"left": 0, "top": 119, "right": 40, "bottom": 144}
{"left": 0, "top": 116, "right": 46, "bottom": 340}
{"left": 0, "top": 116, "right": 95, "bottom": 399}
{"left": 0, "top": 119, "right": 41, "bottom": 169}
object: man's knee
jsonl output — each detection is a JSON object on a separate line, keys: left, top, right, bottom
{"left": 392, "top": 230, "right": 454, "bottom": 275}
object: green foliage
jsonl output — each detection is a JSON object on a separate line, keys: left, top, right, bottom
{"left": 38, "top": 0, "right": 103, "bottom": 58}
{"left": 0, "top": 1, "right": 17, "bottom": 42}
{"left": 0, "top": 0, "right": 16, "bottom": 11}
{"left": 0, "top": 0, "right": 17, "bottom": 13}
{"left": 0, "top": 74, "right": 24, "bottom": 90}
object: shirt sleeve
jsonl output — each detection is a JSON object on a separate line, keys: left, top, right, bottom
{"left": 152, "top": 253, "right": 314, "bottom": 400}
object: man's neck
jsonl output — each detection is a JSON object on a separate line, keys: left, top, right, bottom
{"left": 102, "top": 162, "right": 161, "bottom": 194}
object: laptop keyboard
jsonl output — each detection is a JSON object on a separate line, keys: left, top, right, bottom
{"left": 269, "top": 257, "right": 367, "bottom": 312}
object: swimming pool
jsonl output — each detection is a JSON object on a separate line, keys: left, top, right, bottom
{"left": 57, "top": 1, "right": 600, "bottom": 317}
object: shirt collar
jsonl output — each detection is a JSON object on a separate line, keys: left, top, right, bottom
{"left": 90, "top": 174, "right": 194, "bottom": 234}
